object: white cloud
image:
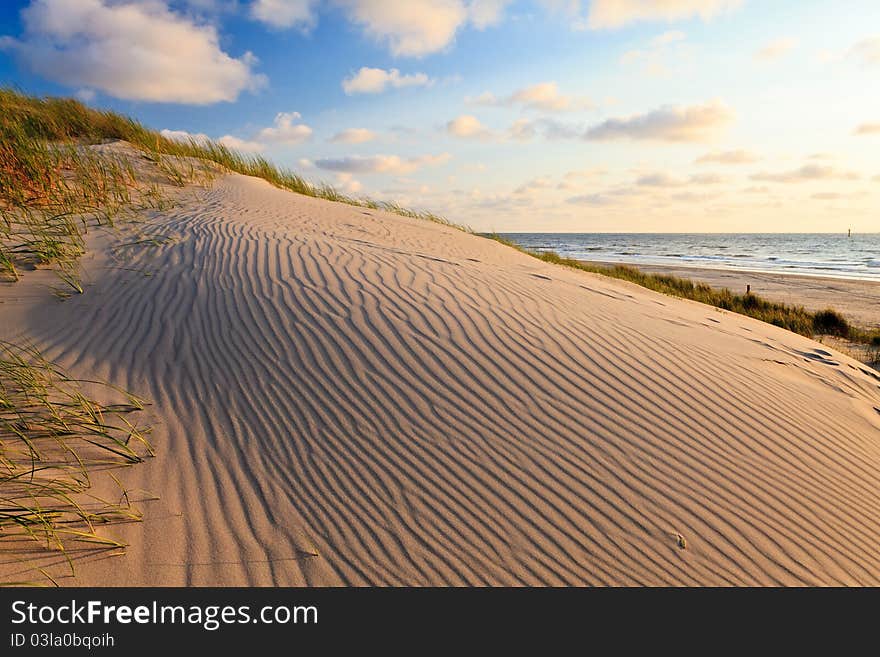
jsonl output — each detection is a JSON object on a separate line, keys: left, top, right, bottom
{"left": 447, "top": 115, "right": 493, "bottom": 140}
{"left": 335, "top": 0, "right": 468, "bottom": 56}
{"left": 755, "top": 37, "right": 797, "bottom": 61}
{"left": 696, "top": 149, "right": 759, "bottom": 164}
{"left": 75, "top": 88, "right": 96, "bottom": 102}
{"left": 256, "top": 111, "right": 313, "bottom": 144}
{"left": 587, "top": 0, "right": 742, "bottom": 29}
{"left": 850, "top": 36, "right": 880, "bottom": 66}
{"left": 248, "top": 1, "right": 509, "bottom": 55}
{"left": 650, "top": 30, "right": 686, "bottom": 46}
{"left": 329, "top": 128, "right": 378, "bottom": 144}
{"left": 315, "top": 153, "right": 451, "bottom": 174}
{"left": 467, "top": 0, "right": 511, "bottom": 28}
{"left": 334, "top": 172, "right": 363, "bottom": 194}
{"left": 508, "top": 118, "right": 537, "bottom": 141}
{"left": 635, "top": 171, "right": 726, "bottom": 187}
{"left": 508, "top": 81, "right": 593, "bottom": 111}
{"left": 161, "top": 128, "right": 211, "bottom": 145}
{"left": 854, "top": 122, "right": 880, "bottom": 135}
{"left": 250, "top": 0, "right": 317, "bottom": 29}
{"left": 160, "top": 128, "right": 265, "bottom": 153}
{"left": 619, "top": 29, "right": 691, "bottom": 77}
{"left": 0, "top": 0, "right": 265, "bottom": 104}
{"left": 750, "top": 165, "right": 861, "bottom": 183}
{"left": 636, "top": 172, "right": 685, "bottom": 187}
{"left": 217, "top": 135, "right": 265, "bottom": 153}
{"left": 468, "top": 81, "right": 593, "bottom": 112}
{"left": 315, "top": 153, "right": 452, "bottom": 174}
{"left": 557, "top": 168, "right": 607, "bottom": 189}
{"left": 690, "top": 172, "right": 725, "bottom": 184}
{"left": 585, "top": 100, "right": 734, "bottom": 142}
{"left": 342, "top": 67, "right": 432, "bottom": 94}
{"left": 514, "top": 177, "right": 553, "bottom": 195}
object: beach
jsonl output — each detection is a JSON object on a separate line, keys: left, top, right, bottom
{"left": 578, "top": 261, "right": 880, "bottom": 330}
{"left": 4, "top": 149, "right": 880, "bottom": 586}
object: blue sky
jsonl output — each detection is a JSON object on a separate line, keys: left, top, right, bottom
{"left": 1, "top": 0, "right": 878, "bottom": 232}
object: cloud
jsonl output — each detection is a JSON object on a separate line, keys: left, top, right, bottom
{"left": 850, "top": 36, "right": 880, "bottom": 66}
{"left": 250, "top": 0, "right": 317, "bottom": 29}
{"left": 690, "top": 172, "right": 725, "bottom": 184}
{"left": 249, "top": 1, "right": 509, "bottom": 56}
{"left": 467, "top": 0, "right": 511, "bottom": 28}
{"left": 585, "top": 100, "right": 733, "bottom": 142}
{"left": 334, "top": 172, "right": 363, "bottom": 194}
{"left": 342, "top": 67, "right": 432, "bottom": 94}
{"left": 329, "top": 128, "right": 377, "bottom": 144}
{"left": 315, "top": 153, "right": 451, "bottom": 174}
{"left": 161, "top": 128, "right": 264, "bottom": 153}
{"left": 0, "top": 0, "right": 265, "bottom": 104}
{"left": 447, "top": 115, "right": 493, "bottom": 140}
{"left": 508, "top": 118, "right": 537, "bottom": 141}
{"left": 256, "top": 111, "right": 313, "bottom": 144}
{"left": 695, "top": 149, "right": 759, "bottom": 164}
{"left": 565, "top": 193, "right": 617, "bottom": 206}
{"left": 335, "top": 0, "right": 468, "bottom": 56}
{"left": 514, "top": 177, "right": 553, "bottom": 195}
{"left": 636, "top": 172, "right": 685, "bottom": 187}
{"left": 651, "top": 30, "right": 686, "bottom": 46}
{"left": 750, "top": 165, "right": 861, "bottom": 183}
{"left": 635, "top": 171, "right": 726, "bottom": 187}
{"left": 217, "top": 135, "right": 265, "bottom": 153}
{"left": 854, "top": 122, "right": 880, "bottom": 135}
{"left": 620, "top": 29, "right": 690, "bottom": 77}
{"left": 508, "top": 82, "right": 593, "bottom": 111}
{"left": 468, "top": 81, "right": 593, "bottom": 111}
{"left": 160, "top": 128, "right": 265, "bottom": 153}
{"left": 587, "top": 0, "right": 742, "bottom": 29}
{"left": 161, "top": 128, "right": 211, "bottom": 145}
{"left": 557, "top": 168, "right": 608, "bottom": 189}
{"left": 754, "top": 37, "right": 797, "bottom": 61}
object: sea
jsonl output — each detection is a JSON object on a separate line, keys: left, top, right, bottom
{"left": 499, "top": 233, "right": 880, "bottom": 282}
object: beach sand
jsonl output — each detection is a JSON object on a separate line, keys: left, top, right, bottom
{"left": 579, "top": 260, "right": 880, "bottom": 330}
{"left": 3, "top": 156, "right": 880, "bottom": 586}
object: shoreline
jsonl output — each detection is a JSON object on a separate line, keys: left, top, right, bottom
{"left": 578, "top": 259, "right": 880, "bottom": 330}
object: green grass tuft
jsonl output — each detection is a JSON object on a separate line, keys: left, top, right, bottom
{"left": 482, "top": 233, "right": 880, "bottom": 348}
{"left": 0, "top": 341, "right": 152, "bottom": 584}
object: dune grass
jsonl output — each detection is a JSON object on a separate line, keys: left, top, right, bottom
{"left": 483, "top": 233, "right": 880, "bottom": 349}
{"left": 0, "top": 341, "right": 152, "bottom": 585}
{"left": 0, "top": 87, "right": 464, "bottom": 228}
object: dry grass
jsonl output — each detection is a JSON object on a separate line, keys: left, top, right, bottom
{"left": 483, "top": 233, "right": 880, "bottom": 349}
{"left": 0, "top": 341, "right": 152, "bottom": 585}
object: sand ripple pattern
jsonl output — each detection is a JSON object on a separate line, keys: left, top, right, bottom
{"left": 19, "top": 174, "right": 880, "bottom": 585}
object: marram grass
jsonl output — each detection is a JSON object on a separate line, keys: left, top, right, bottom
{"left": 482, "top": 233, "right": 880, "bottom": 351}
{"left": 0, "top": 341, "right": 153, "bottom": 585}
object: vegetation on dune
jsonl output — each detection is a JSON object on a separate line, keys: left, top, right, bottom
{"left": 0, "top": 341, "right": 153, "bottom": 585}
{"left": 0, "top": 86, "right": 463, "bottom": 224}
{"left": 483, "top": 233, "right": 880, "bottom": 351}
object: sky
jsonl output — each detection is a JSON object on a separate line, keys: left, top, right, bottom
{"left": 0, "top": 0, "right": 878, "bottom": 233}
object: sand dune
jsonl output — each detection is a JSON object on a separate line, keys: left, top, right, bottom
{"left": 3, "top": 168, "right": 880, "bottom": 586}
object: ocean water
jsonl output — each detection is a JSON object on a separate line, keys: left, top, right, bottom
{"left": 499, "top": 233, "right": 880, "bottom": 282}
